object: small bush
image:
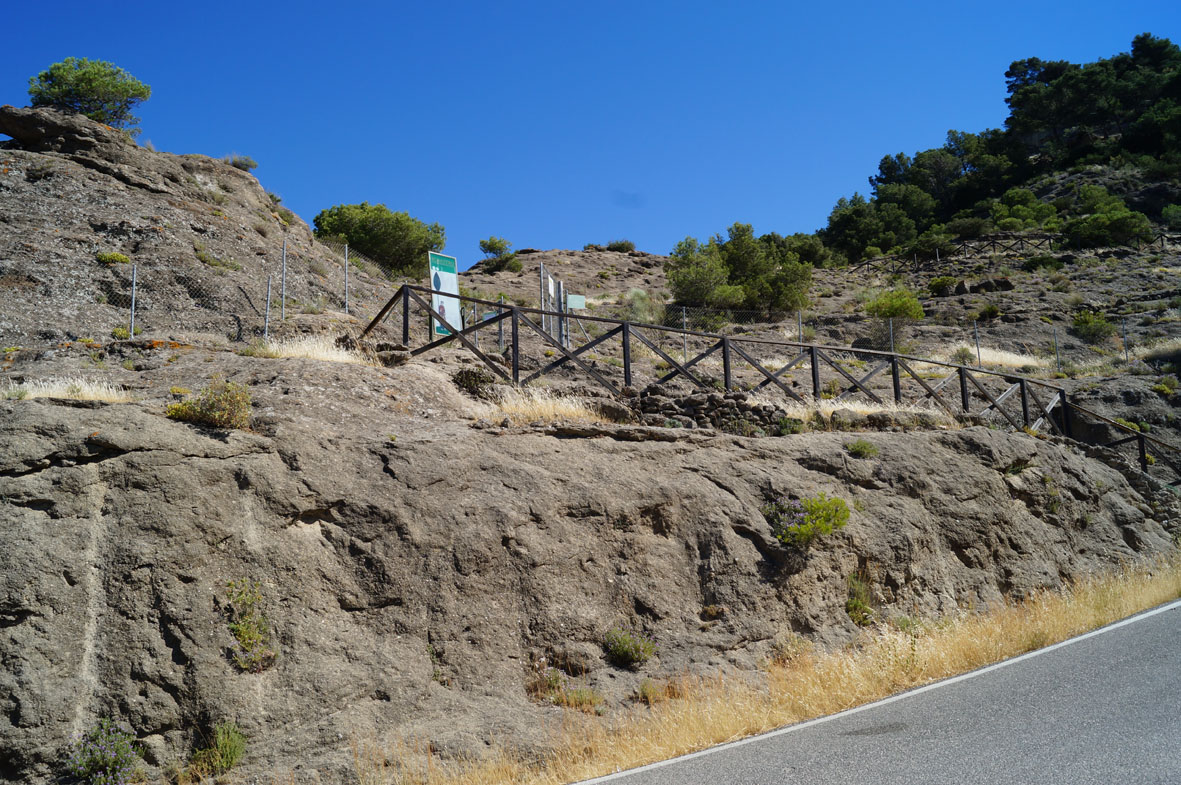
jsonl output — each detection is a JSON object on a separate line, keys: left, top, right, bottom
{"left": 606, "top": 239, "right": 636, "bottom": 253}
{"left": 452, "top": 368, "right": 498, "bottom": 399}
{"left": 96, "top": 251, "right": 130, "bottom": 265}
{"left": 762, "top": 492, "right": 850, "bottom": 548}
{"left": 1071, "top": 311, "right": 1117, "bottom": 344}
{"left": 952, "top": 346, "right": 975, "bottom": 365}
{"left": 845, "top": 439, "right": 878, "bottom": 459}
{"left": 65, "top": 718, "right": 141, "bottom": 785}
{"left": 1163, "top": 204, "right": 1181, "bottom": 231}
{"left": 863, "top": 288, "right": 924, "bottom": 320}
{"left": 1021, "top": 254, "right": 1064, "bottom": 272}
{"left": 189, "top": 722, "right": 246, "bottom": 777}
{"left": 604, "top": 628, "right": 656, "bottom": 669}
{"left": 165, "top": 377, "right": 251, "bottom": 429}
{"left": 1151, "top": 375, "right": 1178, "bottom": 396}
{"left": 928, "top": 276, "right": 958, "bottom": 297}
{"left": 224, "top": 154, "right": 258, "bottom": 172}
{"left": 977, "top": 303, "right": 1001, "bottom": 321}
{"left": 774, "top": 417, "right": 806, "bottom": 436}
{"left": 110, "top": 327, "right": 129, "bottom": 340}
{"left": 224, "top": 578, "right": 276, "bottom": 672}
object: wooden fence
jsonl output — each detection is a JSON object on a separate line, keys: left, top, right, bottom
{"left": 361, "top": 285, "right": 1180, "bottom": 484}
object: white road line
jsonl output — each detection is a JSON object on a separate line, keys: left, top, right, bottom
{"left": 578, "top": 598, "right": 1181, "bottom": 784}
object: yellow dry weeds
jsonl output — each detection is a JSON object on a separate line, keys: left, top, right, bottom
{"left": 3, "top": 377, "right": 131, "bottom": 402}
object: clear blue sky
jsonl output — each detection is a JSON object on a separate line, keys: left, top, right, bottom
{"left": 2, "top": 1, "right": 1176, "bottom": 270}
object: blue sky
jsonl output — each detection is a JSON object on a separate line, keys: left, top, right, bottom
{"left": 1, "top": 1, "right": 1176, "bottom": 270}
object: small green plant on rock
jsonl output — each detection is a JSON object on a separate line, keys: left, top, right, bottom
{"left": 96, "top": 251, "right": 130, "bottom": 265}
{"left": 165, "top": 377, "right": 251, "bottom": 429}
{"left": 844, "top": 438, "right": 878, "bottom": 459}
{"left": 845, "top": 569, "right": 875, "bottom": 627}
{"left": 224, "top": 578, "right": 276, "bottom": 672}
{"left": 604, "top": 628, "right": 656, "bottom": 669}
{"left": 65, "top": 718, "right": 141, "bottom": 785}
{"left": 928, "top": 276, "right": 958, "bottom": 297}
{"left": 762, "top": 492, "right": 850, "bottom": 549}
{"left": 188, "top": 722, "right": 246, "bottom": 778}
{"left": 951, "top": 346, "right": 975, "bottom": 365}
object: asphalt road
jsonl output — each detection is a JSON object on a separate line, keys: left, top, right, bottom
{"left": 582, "top": 600, "right": 1181, "bottom": 785}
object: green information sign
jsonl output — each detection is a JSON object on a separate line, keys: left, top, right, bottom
{"left": 428, "top": 252, "right": 461, "bottom": 336}
{"left": 566, "top": 294, "right": 586, "bottom": 310}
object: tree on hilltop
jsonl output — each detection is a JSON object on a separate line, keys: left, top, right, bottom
{"left": 313, "top": 202, "right": 445, "bottom": 278}
{"left": 28, "top": 57, "right": 151, "bottom": 136}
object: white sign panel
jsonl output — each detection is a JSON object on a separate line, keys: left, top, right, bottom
{"left": 428, "top": 252, "right": 462, "bottom": 336}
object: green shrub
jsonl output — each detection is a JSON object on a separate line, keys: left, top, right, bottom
{"left": 977, "top": 303, "right": 1001, "bottom": 321}
{"left": 604, "top": 629, "right": 656, "bottom": 669}
{"left": 946, "top": 216, "right": 989, "bottom": 239}
{"left": 928, "top": 276, "right": 958, "bottom": 297}
{"left": 65, "top": 718, "right": 141, "bottom": 785}
{"left": 111, "top": 327, "right": 128, "bottom": 340}
{"left": 224, "top": 578, "right": 276, "bottom": 672}
{"left": 863, "top": 288, "right": 924, "bottom": 320}
{"left": 952, "top": 346, "right": 975, "bottom": 365}
{"left": 1071, "top": 311, "right": 1117, "bottom": 344}
{"left": 844, "top": 438, "right": 878, "bottom": 458}
{"left": 189, "top": 722, "right": 246, "bottom": 777}
{"left": 1163, "top": 204, "right": 1181, "bottom": 231}
{"left": 96, "top": 251, "right": 130, "bottom": 265}
{"left": 1151, "top": 375, "right": 1178, "bottom": 396}
{"left": 762, "top": 492, "right": 850, "bottom": 548}
{"left": 606, "top": 239, "right": 636, "bottom": 252}
{"left": 165, "top": 377, "right": 251, "bottom": 429}
{"left": 622, "top": 288, "right": 664, "bottom": 324}
{"left": 224, "top": 154, "right": 257, "bottom": 172}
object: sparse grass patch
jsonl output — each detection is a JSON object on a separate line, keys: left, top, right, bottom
{"left": 762, "top": 492, "right": 850, "bottom": 548}
{"left": 193, "top": 240, "right": 241, "bottom": 272}
{"left": 4, "top": 377, "right": 130, "bottom": 402}
{"left": 96, "top": 251, "right": 130, "bottom": 265}
{"left": 239, "top": 335, "right": 373, "bottom": 365}
{"left": 938, "top": 345, "right": 1047, "bottom": 369}
{"left": 488, "top": 387, "right": 607, "bottom": 426}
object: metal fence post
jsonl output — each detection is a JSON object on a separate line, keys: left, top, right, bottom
{"left": 264, "top": 275, "right": 272, "bottom": 341}
{"left": 974, "top": 321, "right": 982, "bottom": 367}
{"left": 682, "top": 306, "right": 688, "bottom": 363}
{"left": 1122, "top": 318, "right": 1129, "bottom": 364}
{"left": 281, "top": 237, "right": 287, "bottom": 321}
{"left": 889, "top": 318, "right": 894, "bottom": 353}
{"left": 344, "top": 244, "right": 350, "bottom": 315}
{"left": 1053, "top": 327, "right": 1061, "bottom": 373}
{"left": 539, "top": 262, "right": 546, "bottom": 336}
{"left": 797, "top": 311, "right": 803, "bottom": 343}
{"left": 129, "top": 263, "right": 137, "bottom": 337}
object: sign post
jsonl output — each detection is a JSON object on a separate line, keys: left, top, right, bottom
{"left": 428, "top": 251, "right": 462, "bottom": 336}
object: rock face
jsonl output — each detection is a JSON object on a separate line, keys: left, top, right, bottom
{"left": 1, "top": 350, "right": 1177, "bottom": 783}
{"left": 0, "top": 106, "right": 398, "bottom": 346}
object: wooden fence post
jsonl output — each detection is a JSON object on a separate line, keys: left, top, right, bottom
{"left": 1020, "top": 379, "right": 1030, "bottom": 426}
{"left": 810, "top": 346, "right": 821, "bottom": 399}
{"left": 959, "top": 367, "right": 971, "bottom": 412}
{"left": 722, "top": 337, "right": 732, "bottom": 390}
{"left": 891, "top": 356, "right": 901, "bottom": 403}
{"left": 401, "top": 286, "right": 411, "bottom": 346}
{"left": 511, "top": 307, "right": 520, "bottom": 384}
{"left": 621, "top": 321, "right": 632, "bottom": 388}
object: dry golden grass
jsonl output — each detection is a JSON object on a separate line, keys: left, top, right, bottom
{"left": 752, "top": 394, "right": 959, "bottom": 428}
{"left": 245, "top": 335, "right": 374, "bottom": 365}
{"left": 3, "top": 377, "right": 131, "bottom": 402}
{"left": 353, "top": 555, "right": 1181, "bottom": 785}
{"left": 935, "top": 345, "right": 1049, "bottom": 369}
{"left": 489, "top": 387, "right": 608, "bottom": 426}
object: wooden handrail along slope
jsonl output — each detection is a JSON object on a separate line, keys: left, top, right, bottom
{"left": 362, "top": 284, "right": 1181, "bottom": 484}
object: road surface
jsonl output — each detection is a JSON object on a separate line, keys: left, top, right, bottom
{"left": 582, "top": 600, "right": 1181, "bottom": 785}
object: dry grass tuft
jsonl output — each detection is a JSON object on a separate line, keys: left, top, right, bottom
{"left": 489, "top": 387, "right": 608, "bottom": 426}
{"left": 937, "top": 345, "right": 1048, "bottom": 369}
{"left": 749, "top": 394, "right": 959, "bottom": 428}
{"left": 352, "top": 555, "right": 1181, "bottom": 785}
{"left": 244, "top": 335, "right": 374, "bottom": 365}
{"left": 3, "top": 377, "right": 131, "bottom": 402}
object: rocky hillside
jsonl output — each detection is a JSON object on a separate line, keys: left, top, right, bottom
{"left": 2, "top": 108, "right": 1180, "bottom": 784}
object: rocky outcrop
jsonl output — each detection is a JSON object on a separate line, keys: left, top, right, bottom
{"left": 1, "top": 350, "right": 1177, "bottom": 783}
